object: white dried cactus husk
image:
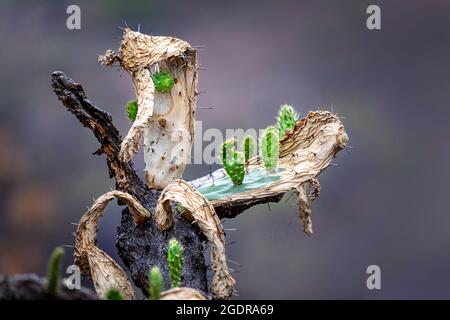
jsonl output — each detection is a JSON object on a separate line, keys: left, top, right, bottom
{"left": 74, "top": 190, "right": 151, "bottom": 299}
{"left": 100, "top": 28, "right": 198, "bottom": 189}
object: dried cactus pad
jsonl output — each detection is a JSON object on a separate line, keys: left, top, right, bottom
{"left": 191, "top": 111, "right": 348, "bottom": 234}
{"left": 100, "top": 28, "right": 198, "bottom": 189}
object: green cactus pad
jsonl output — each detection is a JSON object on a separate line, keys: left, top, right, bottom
{"left": 149, "top": 266, "right": 163, "bottom": 300}
{"left": 276, "top": 104, "right": 298, "bottom": 138}
{"left": 105, "top": 288, "right": 123, "bottom": 300}
{"left": 220, "top": 138, "right": 245, "bottom": 185}
{"left": 260, "top": 126, "right": 280, "bottom": 171}
{"left": 242, "top": 135, "right": 256, "bottom": 163}
{"left": 197, "top": 167, "right": 285, "bottom": 201}
{"left": 152, "top": 71, "right": 175, "bottom": 93}
{"left": 126, "top": 100, "right": 138, "bottom": 121}
{"left": 167, "top": 238, "right": 184, "bottom": 288}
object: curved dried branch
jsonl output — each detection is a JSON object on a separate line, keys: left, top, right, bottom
{"left": 160, "top": 287, "right": 207, "bottom": 300}
{"left": 295, "top": 183, "right": 313, "bottom": 235}
{"left": 119, "top": 68, "right": 154, "bottom": 162}
{"left": 190, "top": 111, "right": 348, "bottom": 224}
{"left": 309, "top": 177, "right": 321, "bottom": 202}
{"left": 74, "top": 190, "right": 151, "bottom": 299}
{"left": 154, "top": 180, "right": 235, "bottom": 300}
{"left": 51, "top": 71, "right": 148, "bottom": 199}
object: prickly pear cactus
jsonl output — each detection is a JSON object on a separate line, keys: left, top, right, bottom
{"left": 105, "top": 288, "right": 123, "bottom": 300}
{"left": 220, "top": 138, "right": 245, "bottom": 186}
{"left": 149, "top": 266, "right": 163, "bottom": 300}
{"left": 152, "top": 72, "right": 175, "bottom": 93}
{"left": 242, "top": 135, "right": 256, "bottom": 164}
{"left": 260, "top": 126, "right": 279, "bottom": 171}
{"left": 276, "top": 104, "right": 298, "bottom": 138}
{"left": 125, "top": 100, "right": 138, "bottom": 122}
{"left": 167, "top": 238, "right": 184, "bottom": 288}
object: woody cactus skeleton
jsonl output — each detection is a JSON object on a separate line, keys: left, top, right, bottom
{"left": 51, "top": 28, "right": 348, "bottom": 300}
{"left": 100, "top": 28, "right": 198, "bottom": 189}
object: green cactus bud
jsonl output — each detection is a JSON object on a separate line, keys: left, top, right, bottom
{"left": 47, "top": 246, "right": 64, "bottom": 295}
{"left": 242, "top": 135, "right": 256, "bottom": 163}
{"left": 220, "top": 138, "right": 245, "bottom": 186}
{"left": 260, "top": 126, "right": 279, "bottom": 171}
{"left": 152, "top": 71, "right": 175, "bottom": 93}
{"left": 167, "top": 238, "right": 184, "bottom": 288}
{"left": 105, "top": 288, "right": 123, "bottom": 300}
{"left": 126, "top": 100, "right": 138, "bottom": 122}
{"left": 220, "top": 138, "right": 237, "bottom": 167}
{"left": 276, "top": 104, "right": 298, "bottom": 138}
{"left": 148, "top": 266, "right": 163, "bottom": 300}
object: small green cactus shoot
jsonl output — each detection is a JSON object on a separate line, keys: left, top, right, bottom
{"left": 152, "top": 71, "right": 175, "bottom": 93}
{"left": 47, "top": 246, "right": 64, "bottom": 295}
{"left": 149, "top": 266, "right": 163, "bottom": 300}
{"left": 220, "top": 138, "right": 245, "bottom": 185}
{"left": 167, "top": 238, "right": 184, "bottom": 288}
{"left": 260, "top": 126, "right": 280, "bottom": 171}
{"left": 105, "top": 288, "right": 123, "bottom": 300}
{"left": 126, "top": 100, "right": 138, "bottom": 121}
{"left": 242, "top": 135, "right": 256, "bottom": 164}
{"left": 276, "top": 104, "right": 298, "bottom": 138}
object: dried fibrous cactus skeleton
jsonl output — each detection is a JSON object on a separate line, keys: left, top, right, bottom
{"left": 51, "top": 28, "right": 348, "bottom": 300}
{"left": 100, "top": 28, "right": 198, "bottom": 190}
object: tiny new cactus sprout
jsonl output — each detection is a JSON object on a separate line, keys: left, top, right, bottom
{"left": 148, "top": 266, "right": 163, "bottom": 300}
{"left": 152, "top": 71, "right": 175, "bottom": 93}
{"left": 105, "top": 288, "right": 123, "bottom": 300}
{"left": 47, "top": 246, "right": 64, "bottom": 295}
{"left": 242, "top": 135, "right": 256, "bottom": 165}
{"left": 276, "top": 104, "right": 298, "bottom": 138}
{"left": 167, "top": 238, "right": 184, "bottom": 288}
{"left": 220, "top": 138, "right": 245, "bottom": 186}
{"left": 126, "top": 100, "right": 138, "bottom": 121}
{"left": 260, "top": 126, "right": 280, "bottom": 171}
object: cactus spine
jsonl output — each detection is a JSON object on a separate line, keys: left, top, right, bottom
{"left": 167, "top": 238, "right": 184, "bottom": 288}
{"left": 149, "top": 266, "right": 163, "bottom": 300}
{"left": 105, "top": 288, "right": 123, "bottom": 300}
{"left": 276, "top": 104, "right": 298, "bottom": 138}
{"left": 47, "top": 246, "right": 64, "bottom": 295}
{"left": 260, "top": 126, "right": 279, "bottom": 171}
{"left": 152, "top": 71, "right": 175, "bottom": 93}
{"left": 126, "top": 100, "right": 138, "bottom": 121}
{"left": 220, "top": 138, "right": 245, "bottom": 185}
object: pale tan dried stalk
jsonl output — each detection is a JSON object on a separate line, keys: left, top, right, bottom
{"left": 74, "top": 190, "right": 151, "bottom": 299}
{"left": 160, "top": 287, "right": 207, "bottom": 300}
{"left": 100, "top": 29, "right": 198, "bottom": 189}
{"left": 154, "top": 179, "right": 235, "bottom": 300}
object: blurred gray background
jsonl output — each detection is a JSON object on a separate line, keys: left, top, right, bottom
{"left": 1, "top": 0, "right": 449, "bottom": 299}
